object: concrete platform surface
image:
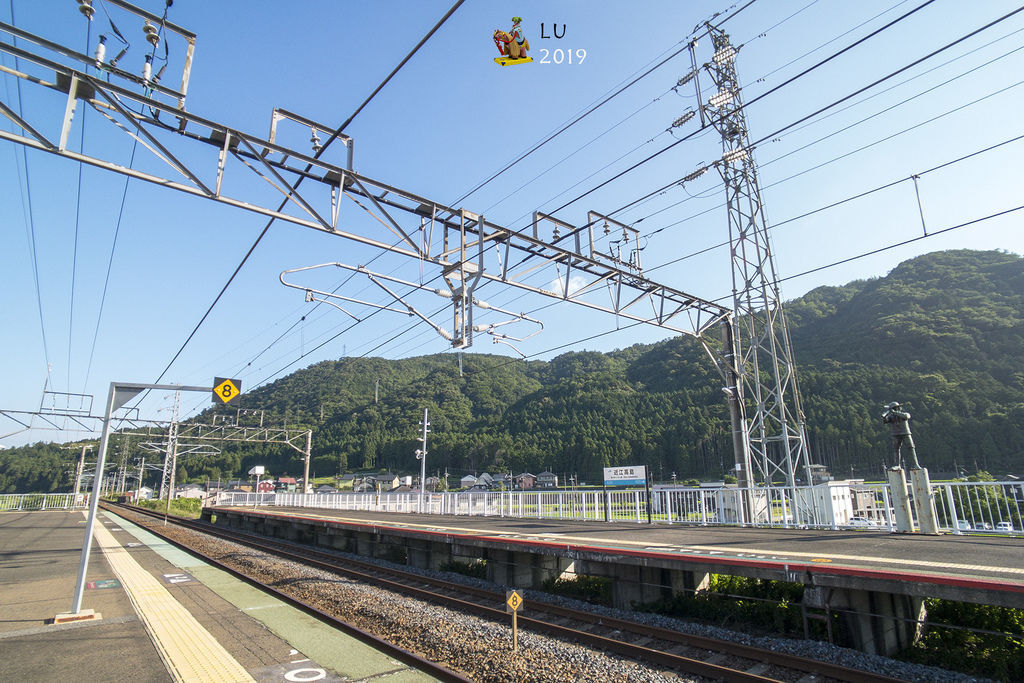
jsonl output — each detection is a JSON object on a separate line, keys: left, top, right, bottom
{"left": 0, "top": 509, "right": 438, "bottom": 682}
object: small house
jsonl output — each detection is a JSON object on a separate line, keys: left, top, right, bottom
{"left": 174, "top": 483, "right": 206, "bottom": 499}
{"left": 514, "top": 473, "right": 536, "bottom": 490}
{"left": 459, "top": 474, "right": 478, "bottom": 489}
{"left": 537, "top": 471, "right": 558, "bottom": 488}
{"left": 275, "top": 476, "right": 298, "bottom": 492}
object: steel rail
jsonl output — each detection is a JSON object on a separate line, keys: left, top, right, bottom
{"left": 109, "top": 502, "right": 905, "bottom": 683}
{"left": 98, "top": 502, "right": 470, "bottom": 683}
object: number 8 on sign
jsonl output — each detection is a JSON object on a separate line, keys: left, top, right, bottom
{"left": 212, "top": 377, "right": 242, "bottom": 404}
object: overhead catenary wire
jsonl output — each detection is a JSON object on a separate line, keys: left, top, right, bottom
{"left": 114, "top": 2, "right": 1024, "bottom": 423}
{"left": 5, "top": 0, "right": 53, "bottom": 388}
{"left": 643, "top": 130, "right": 1024, "bottom": 278}
{"left": 143, "top": 0, "right": 466, "bottom": 393}
{"left": 183, "top": 0, "right": 921, "bottom": 398}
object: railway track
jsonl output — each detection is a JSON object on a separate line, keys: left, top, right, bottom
{"left": 103, "top": 501, "right": 905, "bottom": 683}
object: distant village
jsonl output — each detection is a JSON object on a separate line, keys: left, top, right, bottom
{"left": 132, "top": 471, "right": 563, "bottom": 502}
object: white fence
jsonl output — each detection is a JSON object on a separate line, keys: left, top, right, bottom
{"left": 0, "top": 493, "right": 88, "bottom": 511}
{"left": 217, "top": 480, "right": 1023, "bottom": 535}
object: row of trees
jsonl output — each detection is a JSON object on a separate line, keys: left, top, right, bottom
{"left": 1, "top": 249, "right": 1021, "bottom": 492}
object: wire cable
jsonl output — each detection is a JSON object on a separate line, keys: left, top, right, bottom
{"left": 7, "top": 0, "right": 53, "bottom": 386}
{"left": 644, "top": 131, "right": 1024, "bottom": 274}
{"left": 146, "top": 0, "right": 466, "bottom": 389}
{"left": 632, "top": 35, "right": 1024, "bottom": 236}
{"left": 68, "top": 19, "right": 93, "bottom": 393}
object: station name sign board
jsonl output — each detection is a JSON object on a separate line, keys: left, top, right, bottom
{"left": 603, "top": 465, "right": 647, "bottom": 487}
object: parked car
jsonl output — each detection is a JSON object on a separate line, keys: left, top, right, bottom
{"left": 996, "top": 521, "right": 1015, "bottom": 532}
{"left": 848, "top": 516, "right": 879, "bottom": 528}
{"left": 955, "top": 520, "right": 972, "bottom": 531}
{"left": 975, "top": 522, "right": 993, "bottom": 530}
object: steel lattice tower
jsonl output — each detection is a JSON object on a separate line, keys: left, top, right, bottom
{"left": 702, "top": 25, "right": 812, "bottom": 491}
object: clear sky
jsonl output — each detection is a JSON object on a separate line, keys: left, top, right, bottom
{"left": 2, "top": 0, "right": 1023, "bottom": 447}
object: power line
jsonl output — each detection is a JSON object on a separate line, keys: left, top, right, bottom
{"left": 644, "top": 131, "right": 1024, "bottom": 274}
{"left": 742, "top": 0, "right": 939, "bottom": 113}
{"left": 184, "top": 0, "right": 908, "bottom": 389}
{"left": 450, "top": 40, "right": 692, "bottom": 208}
{"left": 147, "top": 0, "right": 466, "bottom": 388}
{"left": 777, "top": 202, "right": 1024, "bottom": 285}
{"left": 83, "top": 141, "right": 138, "bottom": 389}
{"left": 69, "top": 19, "right": 93, "bottom": 394}
{"left": 6, "top": 0, "right": 52, "bottom": 385}
{"left": 750, "top": 4, "right": 1024, "bottom": 148}
{"left": 633, "top": 35, "right": 1024, "bottom": 237}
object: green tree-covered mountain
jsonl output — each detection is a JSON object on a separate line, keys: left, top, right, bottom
{"left": 2, "top": 249, "right": 1022, "bottom": 492}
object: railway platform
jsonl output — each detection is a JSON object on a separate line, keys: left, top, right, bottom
{"left": 0, "top": 509, "right": 438, "bottom": 682}
{"left": 212, "top": 505, "right": 1024, "bottom": 657}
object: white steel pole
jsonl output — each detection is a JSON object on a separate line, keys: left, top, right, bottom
{"left": 71, "top": 383, "right": 116, "bottom": 614}
{"left": 420, "top": 408, "right": 428, "bottom": 497}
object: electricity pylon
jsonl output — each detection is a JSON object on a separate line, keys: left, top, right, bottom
{"left": 698, "top": 25, "right": 813, "bottom": 493}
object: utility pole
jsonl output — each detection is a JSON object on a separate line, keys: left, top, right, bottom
{"left": 73, "top": 445, "right": 91, "bottom": 499}
{"left": 136, "top": 457, "right": 145, "bottom": 502}
{"left": 415, "top": 408, "right": 430, "bottom": 511}
{"left": 162, "top": 391, "right": 181, "bottom": 521}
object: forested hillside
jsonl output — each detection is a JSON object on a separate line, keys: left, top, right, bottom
{"left": 2, "top": 250, "right": 1022, "bottom": 492}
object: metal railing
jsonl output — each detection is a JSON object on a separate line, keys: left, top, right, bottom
{"left": 217, "top": 480, "right": 1024, "bottom": 536}
{"left": 0, "top": 493, "right": 88, "bottom": 511}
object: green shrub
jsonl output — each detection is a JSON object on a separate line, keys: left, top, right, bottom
{"left": 541, "top": 574, "right": 612, "bottom": 606}
{"left": 439, "top": 559, "right": 487, "bottom": 579}
{"left": 898, "top": 599, "right": 1024, "bottom": 681}
{"left": 643, "top": 574, "right": 810, "bottom": 637}
{"left": 135, "top": 497, "right": 203, "bottom": 518}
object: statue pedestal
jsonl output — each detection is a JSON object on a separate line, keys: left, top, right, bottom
{"left": 909, "top": 467, "right": 940, "bottom": 534}
{"left": 886, "top": 467, "right": 914, "bottom": 532}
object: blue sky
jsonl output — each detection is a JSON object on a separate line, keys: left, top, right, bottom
{"left": 2, "top": 0, "right": 1023, "bottom": 447}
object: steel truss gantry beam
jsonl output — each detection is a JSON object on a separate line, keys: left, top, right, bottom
{"left": 0, "top": 26, "right": 730, "bottom": 349}
{"left": 699, "top": 25, "right": 812, "bottom": 496}
{"left": 1, "top": 15, "right": 811, "bottom": 520}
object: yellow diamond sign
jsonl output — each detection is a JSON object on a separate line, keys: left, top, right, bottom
{"left": 505, "top": 590, "right": 523, "bottom": 613}
{"left": 212, "top": 377, "right": 242, "bottom": 404}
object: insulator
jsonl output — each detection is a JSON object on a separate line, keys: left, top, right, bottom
{"left": 143, "top": 20, "right": 160, "bottom": 47}
{"left": 603, "top": 220, "right": 610, "bottom": 236}
{"left": 553, "top": 226, "right": 560, "bottom": 240}
{"left": 722, "top": 147, "right": 748, "bottom": 164}
{"left": 713, "top": 46, "right": 737, "bottom": 64}
{"left": 681, "top": 166, "right": 708, "bottom": 183}
{"left": 708, "top": 89, "right": 734, "bottom": 107}
{"left": 110, "top": 46, "right": 129, "bottom": 68}
{"left": 152, "top": 63, "right": 167, "bottom": 84}
{"left": 94, "top": 35, "right": 107, "bottom": 66}
{"left": 671, "top": 110, "right": 695, "bottom": 128}
{"left": 676, "top": 71, "right": 695, "bottom": 88}
{"left": 77, "top": 0, "right": 95, "bottom": 20}
{"left": 142, "top": 54, "right": 152, "bottom": 83}
{"left": 310, "top": 129, "right": 322, "bottom": 153}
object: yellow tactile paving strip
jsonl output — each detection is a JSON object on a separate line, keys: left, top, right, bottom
{"left": 90, "top": 514, "right": 255, "bottom": 682}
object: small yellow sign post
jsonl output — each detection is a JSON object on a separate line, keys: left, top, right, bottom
{"left": 505, "top": 589, "right": 524, "bottom": 651}
{"left": 212, "top": 377, "right": 242, "bottom": 404}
